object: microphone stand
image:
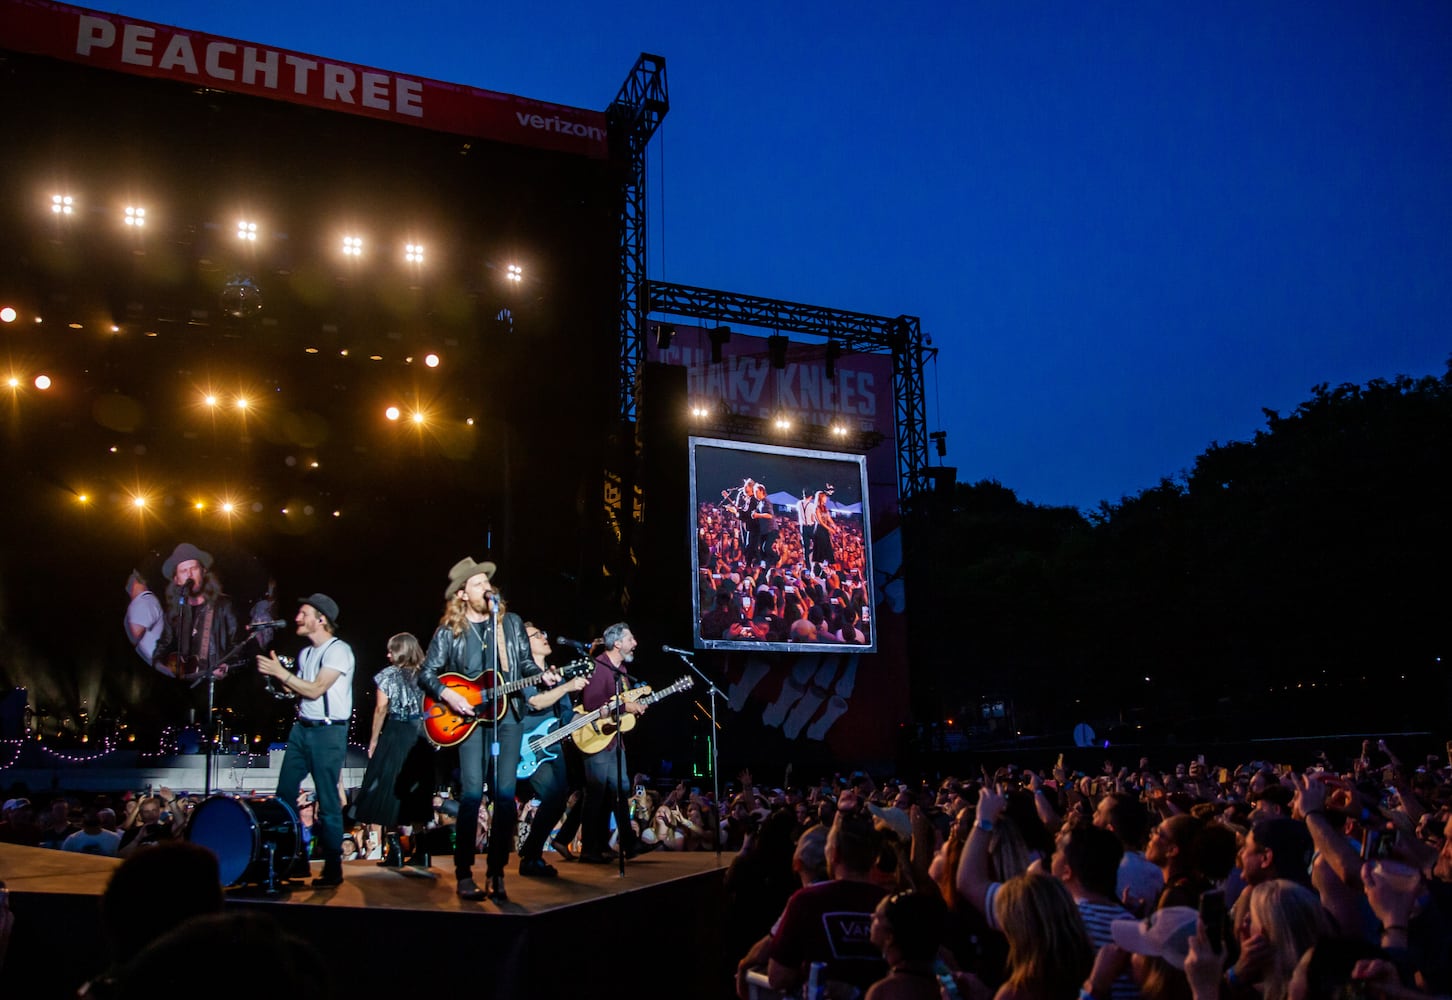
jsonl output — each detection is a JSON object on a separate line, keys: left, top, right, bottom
{"left": 607, "top": 657, "right": 628, "bottom": 876}
{"left": 488, "top": 602, "right": 501, "bottom": 862}
{"left": 669, "top": 649, "right": 724, "bottom": 863}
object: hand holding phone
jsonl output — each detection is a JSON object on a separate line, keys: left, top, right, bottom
{"left": 1199, "top": 889, "right": 1226, "bottom": 955}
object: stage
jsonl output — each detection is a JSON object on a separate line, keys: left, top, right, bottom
{"left": 2, "top": 842, "right": 734, "bottom": 998}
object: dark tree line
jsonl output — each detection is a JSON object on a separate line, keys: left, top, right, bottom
{"left": 907, "top": 361, "right": 1452, "bottom": 745}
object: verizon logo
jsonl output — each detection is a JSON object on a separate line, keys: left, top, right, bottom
{"left": 515, "top": 111, "right": 605, "bottom": 142}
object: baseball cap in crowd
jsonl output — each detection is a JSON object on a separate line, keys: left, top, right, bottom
{"left": 1111, "top": 907, "right": 1200, "bottom": 970}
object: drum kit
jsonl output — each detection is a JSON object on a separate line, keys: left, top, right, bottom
{"left": 186, "top": 793, "right": 305, "bottom": 894}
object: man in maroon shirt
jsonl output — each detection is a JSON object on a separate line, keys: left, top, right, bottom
{"left": 576, "top": 622, "right": 649, "bottom": 863}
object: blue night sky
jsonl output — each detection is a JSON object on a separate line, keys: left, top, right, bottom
{"left": 87, "top": 1, "right": 1452, "bottom": 510}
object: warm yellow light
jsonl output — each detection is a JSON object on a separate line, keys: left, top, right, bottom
{"left": 132, "top": 496, "right": 146, "bottom": 509}
{"left": 194, "top": 500, "right": 206, "bottom": 510}
{"left": 332, "top": 510, "right": 341, "bottom": 518}
{"left": 506, "top": 264, "right": 523, "bottom": 282}
{"left": 342, "top": 235, "right": 363, "bottom": 257}
{"left": 412, "top": 411, "right": 425, "bottom": 424}
{"left": 124, "top": 206, "right": 146, "bottom": 227}
{"left": 235, "top": 397, "right": 248, "bottom": 410}
{"left": 0, "top": 307, "right": 15, "bottom": 323}
{"left": 221, "top": 502, "right": 235, "bottom": 514}
{"left": 385, "top": 406, "right": 400, "bottom": 421}
{"left": 77, "top": 494, "right": 89, "bottom": 504}
{"left": 204, "top": 394, "right": 218, "bottom": 407}
{"left": 465, "top": 417, "right": 475, "bottom": 426}
{"left": 405, "top": 243, "right": 425, "bottom": 263}
{"left": 424, "top": 353, "right": 440, "bottom": 368}
{"left": 237, "top": 220, "right": 258, "bottom": 240}
{"left": 51, "top": 194, "right": 75, "bottom": 215}
{"left": 310, "top": 461, "right": 319, "bottom": 469}
{"left": 6, "top": 376, "right": 19, "bottom": 389}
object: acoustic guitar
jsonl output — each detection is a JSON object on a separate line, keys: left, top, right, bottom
{"left": 571, "top": 676, "right": 695, "bottom": 755}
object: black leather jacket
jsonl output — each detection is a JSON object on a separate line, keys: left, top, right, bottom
{"left": 418, "top": 611, "right": 538, "bottom": 720}
{"left": 152, "top": 595, "right": 240, "bottom": 674}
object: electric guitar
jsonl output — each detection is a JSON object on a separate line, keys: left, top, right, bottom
{"left": 571, "top": 675, "right": 695, "bottom": 756}
{"left": 422, "top": 658, "right": 593, "bottom": 748}
{"left": 515, "top": 684, "right": 651, "bottom": 779}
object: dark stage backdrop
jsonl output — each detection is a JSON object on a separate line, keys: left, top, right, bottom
{"left": 0, "top": 18, "right": 621, "bottom": 746}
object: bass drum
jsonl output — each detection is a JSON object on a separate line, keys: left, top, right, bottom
{"left": 187, "top": 794, "right": 303, "bottom": 886}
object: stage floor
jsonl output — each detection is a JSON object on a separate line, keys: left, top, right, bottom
{"left": 2, "top": 843, "right": 736, "bottom": 998}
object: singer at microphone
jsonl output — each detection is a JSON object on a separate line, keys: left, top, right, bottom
{"left": 662, "top": 644, "right": 697, "bottom": 657}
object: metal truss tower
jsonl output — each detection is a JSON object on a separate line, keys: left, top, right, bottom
{"left": 609, "top": 54, "right": 669, "bottom": 424}
{"left": 645, "top": 282, "right": 936, "bottom": 507}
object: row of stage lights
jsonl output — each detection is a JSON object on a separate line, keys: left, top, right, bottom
{"left": 689, "top": 403, "right": 857, "bottom": 438}
{"left": 45, "top": 193, "right": 525, "bottom": 279}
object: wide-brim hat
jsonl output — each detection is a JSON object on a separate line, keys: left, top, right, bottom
{"left": 1111, "top": 906, "right": 1199, "bottom": 971}
{"left": 444, "top": 557, "right": 496, "bottom": 600}
{"left": 298, "top": 593, "right": 340, "bottom": 624}
{"left": 162, "top": 542, "right": 213, "bottom": 579}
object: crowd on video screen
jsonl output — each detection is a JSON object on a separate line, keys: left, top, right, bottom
{"left": 695, "top": 474, "right": 872, "bottom": 646}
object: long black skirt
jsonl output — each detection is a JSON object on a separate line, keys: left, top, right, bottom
{"left": 352, "top": 717, "right": 434, "bottom": 827}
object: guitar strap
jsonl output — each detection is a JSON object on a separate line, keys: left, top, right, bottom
{"left": 196, "top": 604, "right": 215, "bottom": 665}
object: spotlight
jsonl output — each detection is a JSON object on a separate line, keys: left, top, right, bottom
{"left": 342, "top": 236, "right": 363, "bottom": 257}
{"left": 411, "top": 411, "right": 426, "bottom": 425}
{"left": 709, "top": 326, "right": 731, "bottom": 364}
{"left": 5, "top": 377, "right": 18, "bottom": 388}
{"left": 774, "top": 414, "right": 792, "bottom": 431}
{"left": 124, "top": 206, "right": 146, "bottom": 227}
{"left": 654, "top": 323, "right": 676, "bottom": 351}
{"left": 405, "top": 243, "right": 425, "bottom": 264}
{"left": 930, "top": 430, "right": 948, "bottom": 458}
{"left": 204, "top": 394, "right": 218, "bottom": 407}
{"left": 34, "top": 374, "right": 51, "bottom": 390}
{"left": 132, "top": 495, "right": 146, "bottom": 509}
{"left": 424, "top": 353, "right": 440, "bottom": 368}
{"left": 506, "top": 264, "right": 523, "bottom": 283}
{"left": 767, "top": 334, "right": 789, "bottom": 370}
{"left": 1, "top": 307, "right": 15, "bottom": 323}
{"left": 385, "top": 406, "right": 400, "bottom": 421}
{"left": 51, "top": 194, "right": 75, "bottom": 215}
{"left": 237, "top": 220, "right": 258, "bottom": 240}
{"left": 235, "top": 397, "right": 249, "bottom": 410}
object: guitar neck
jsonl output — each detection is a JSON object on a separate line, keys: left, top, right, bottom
{"left": 534, "top": 685, "right": 652, "bottom": 751}
{"left": 489, "top": 657, "right": 591, "bottom": 699}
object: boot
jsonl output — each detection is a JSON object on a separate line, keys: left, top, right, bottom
{"left": 405, "top": 833, "right": 431, "bottom": 869}
{"left": 377, "top": 832, "right": 403, "bottom": 868}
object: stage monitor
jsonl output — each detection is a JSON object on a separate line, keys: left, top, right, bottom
{"left": 690, "top": 436, "right": 876, "bottom": 653}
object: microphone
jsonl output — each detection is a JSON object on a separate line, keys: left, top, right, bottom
{"left": 487, "top": 592, "right": 499, "bottom": 614}
{"left": 555, "top": 636, "right": 591, "bottom": 654}
{"left": 662, "top": 644, "right": 697, "bottom": 657}
{"left": 246, "top": 619, "right": 288, "bottom": 630}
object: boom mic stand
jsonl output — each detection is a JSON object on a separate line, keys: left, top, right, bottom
{"left": 666, "top": 647, "right": 723, "bottom": 863}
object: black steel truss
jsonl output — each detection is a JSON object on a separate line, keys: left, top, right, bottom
{"left": 646, "top": 281, "right": 936, "bottom": 505}
{"left": 608, "top": 53, "right": 669, "bottom": 424}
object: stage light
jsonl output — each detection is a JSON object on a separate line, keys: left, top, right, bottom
{"left": 237, "top": 220, "right": 258, "bottom": 241}
{"left": 204, "top": 394, "right": 218, "bottom": 407}
{"left": 767, "top": 334, "right": 789, "bottom": 370}
{"left": 831, "top": 424, "right": 849, "bottom": 437}
{"left": 825, "top": 339, "right": 840, "bottom": 379}
{"left": 465, "top": 417, "right": 475, "bottom": 426}
{"left": 221, "top": 501, "right": 236, "bottom": 514}
{"left": 34, "top": 374, "right": 51, "bottom": 390}
{"left": 709, "top": 326, "right": 731, "bottom": 364}
{"left": 690, "top": 405, "right": 710, "bottom": 418}
{"left": 51, "top": 194, "right": 75, "bottom": 215}
{"left": 5, "top": 377, "right": 18, "bottom": 389}
{"left": 194, "top": 500, "right": 205, "bottom": 510}
{"left": 235, "top": 397, "right": 249, "bottom": 410}
{"left": 774, "top": 415, "right": 792, "bottom": 431}
{"left": 76, "top": 494, "right": 89, "bottom": 504}
{"left": 411, "top": 411, "right": 425, "bottom": 425}
{"left": 424, "top": 353, "right": 440, "bottom": 368}
{"left": 1, "top": 307, "right": 15, "bottom": 323}
{"left": 930, "top": 430, "right": 948, "bottom": 458}
{"left": 68, "top": 322, "right": 83, "bottom": 329}
{"left": 385, "top": 406, "right": 400, "bottom": 421}
{"left": 341, "top": 235, "right": 363, "bottom": 257}
{"left": 654, "top": 323, "right": 676, "bottom": 351}
{"left": 405, "top": 243, "right": 425, "bottom": 264}
{"left": 110, "top": 325, "right": 120, "bottom": 333}
{"left": 132, "top": 496, "right": 146, "bottom": 509}
{"left": 506, "top": 264, "right": 523, "bottom": 283}
{"left": 124, "top": 206, "right": 146, "bottom": 227}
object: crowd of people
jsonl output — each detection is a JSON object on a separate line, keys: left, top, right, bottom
{"left": 720, "top": 739, "right": 1452, "bottom": 1000}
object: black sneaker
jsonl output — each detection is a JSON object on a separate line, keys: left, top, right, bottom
{"left": 518, "top": 857, "right": 559, "bottom": 878}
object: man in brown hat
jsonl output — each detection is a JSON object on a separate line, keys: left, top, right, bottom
{"left": 417, "top": 558, "right": 550, "bottom": 901}
{"left": 152, "top": 542, "right": 239, "bottom": 723}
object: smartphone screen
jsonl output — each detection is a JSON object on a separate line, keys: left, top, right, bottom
{"left": 1199, "top": 889, "right": 1226, "bottom": 954}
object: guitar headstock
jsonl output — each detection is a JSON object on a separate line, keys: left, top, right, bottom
{"left": 561, "top": 657, "right": 595, "bottom": 680}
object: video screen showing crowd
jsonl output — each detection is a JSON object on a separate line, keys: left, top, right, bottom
{"left": 698, "top": 475, "right": 872, "bottom": 646}
{"left": 126, "top": 544, "right": 677, "bottom": 900}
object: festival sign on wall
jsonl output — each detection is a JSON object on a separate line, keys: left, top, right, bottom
{"left": 0, "top": 0, "right": 610, "bottom": 158}
{"left": 648, "top": 323, "right": 909, "bottom": 760}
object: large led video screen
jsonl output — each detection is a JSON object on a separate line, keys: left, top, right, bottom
{"left": 690, "top": 437, "right": 876, "bottom": 653}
